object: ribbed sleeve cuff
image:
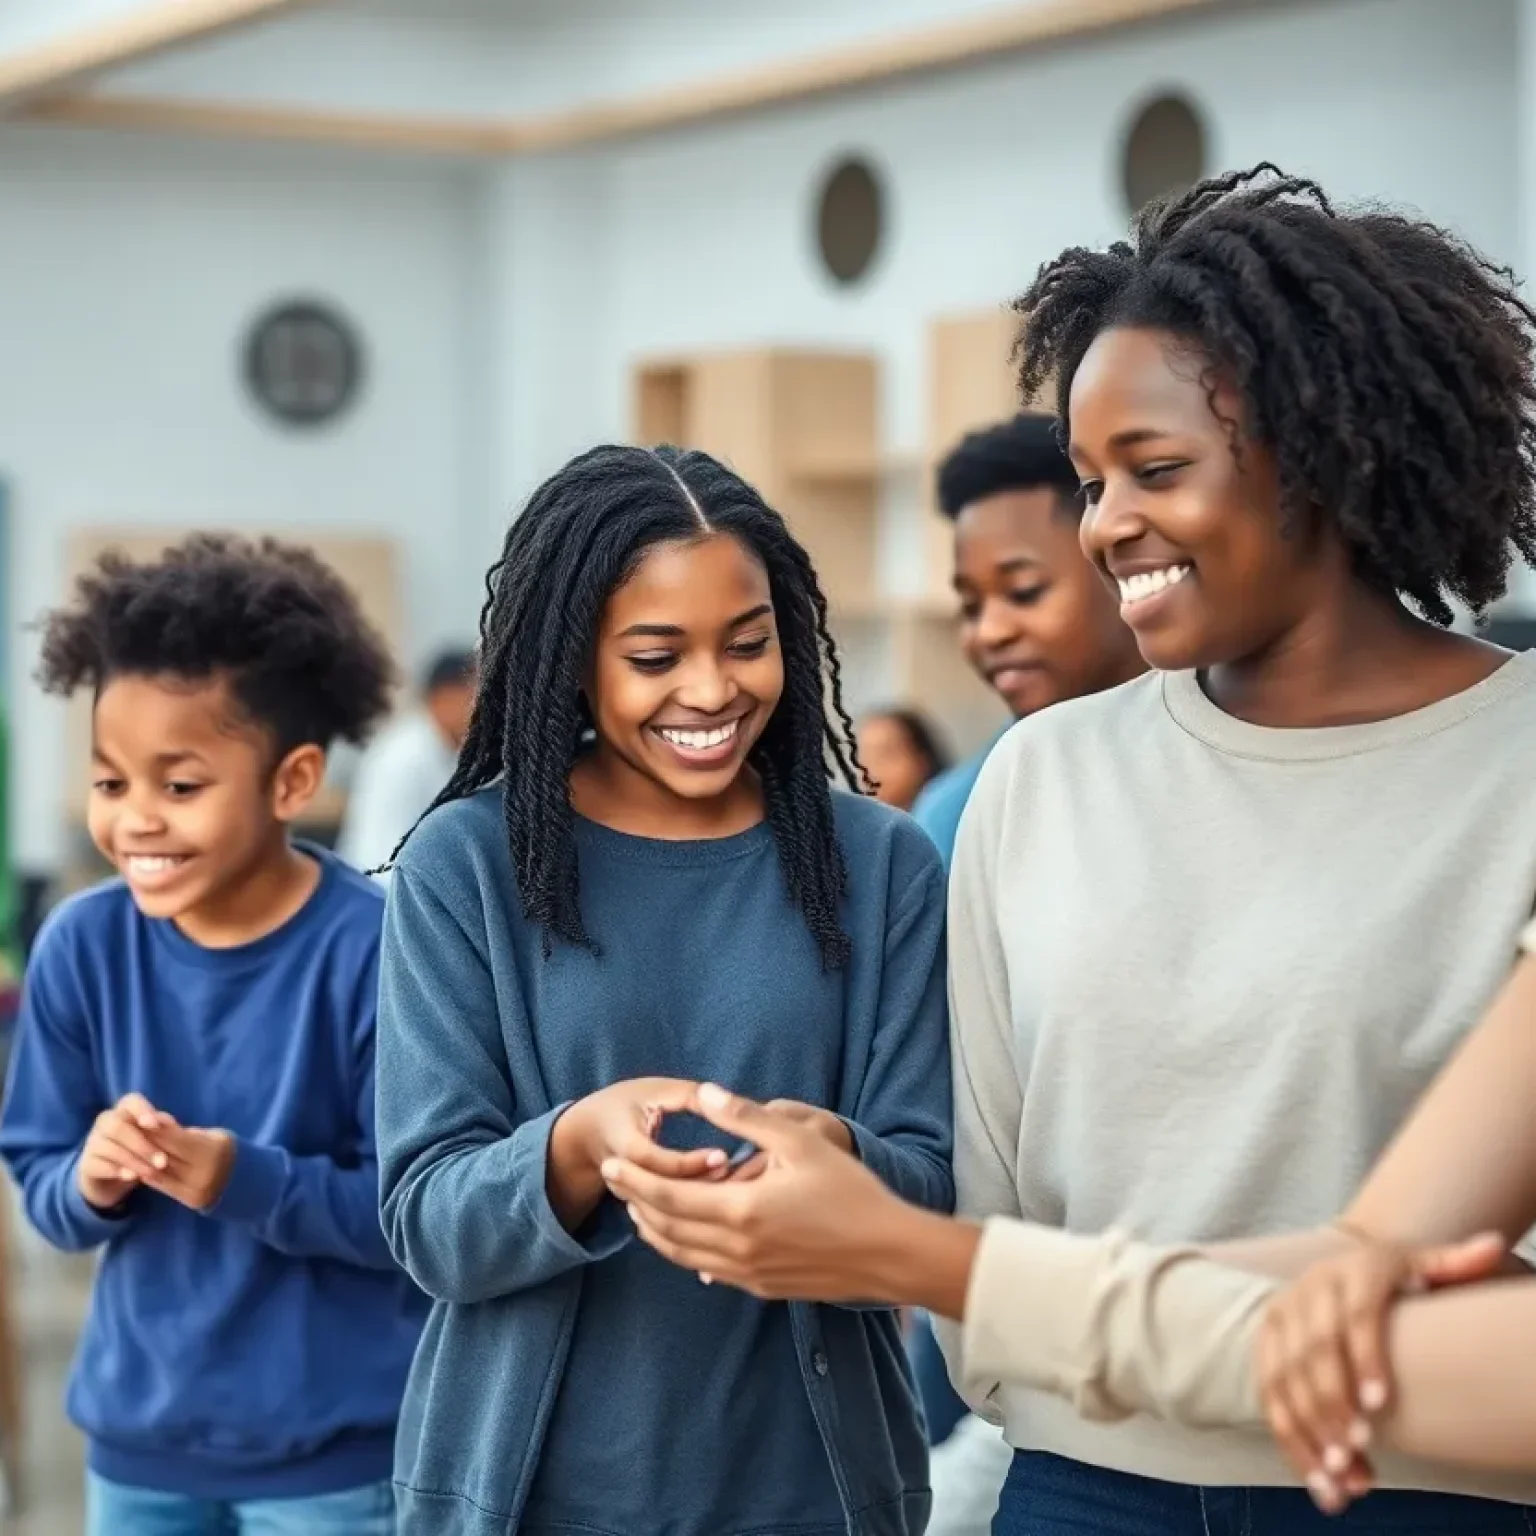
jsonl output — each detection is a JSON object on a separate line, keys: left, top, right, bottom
{"left": 62, "top": 1153, "right": 138, "bottom": 1244}
{"left": 208, "top": 1139, "right": 288, "bottom": 1224}
{"left": 522, "top": 1105, "right": 634, "bottom": 1263}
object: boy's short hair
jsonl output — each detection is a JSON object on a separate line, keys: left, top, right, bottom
{"left": 421, "top": 647, "right": 476, "bottom": 696}
{"left": 936, "top": 413, "right": 1081, "bottom": 520}
{"left": 37, "top": 533, "right": 397, "bottom": 754}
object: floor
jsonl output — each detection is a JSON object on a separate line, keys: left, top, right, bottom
{"left": 2, "top": 1223, "right": 89, "bottom": 1536}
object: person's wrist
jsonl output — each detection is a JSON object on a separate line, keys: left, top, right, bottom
{"left": 820, "top": 1111, "right": 855, "bottom": 1155}
{"left": 555, "top": 1097, "right": 605, "bottom": 1176}
{"left": 854, "top": 1195, "right": 982, "bottom": 1319}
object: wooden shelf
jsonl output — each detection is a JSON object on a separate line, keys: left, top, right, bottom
{"left": 629, "top": 339, "right": 1021, "bottom": 759}
{"left": 632, "top": 347, "right": 880, "bottom": 610}
{"left": 922, "top": 307, "right": 1035, "bottom": 604}
{"left": 788, "top": 450, "right": 926, "bottom": 484}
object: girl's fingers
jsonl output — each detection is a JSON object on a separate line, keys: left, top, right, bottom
{"left": 1340, "top": 1267, "right": 1394, "bottom": 1424}
{"left": 618, "top": 1135, "right": 726, "bottom": 1181}
{"left": 1301, "top": 1279, "right": 1360, "bottom": 1476}
{"left": 1257, "top": 1311, "right": 1334, "bottom": 1507}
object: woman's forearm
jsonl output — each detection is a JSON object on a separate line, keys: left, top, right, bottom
{"left": 1344, "top": 953, "right": 1536, "bottom": 1247}
{"left": 1377, "top": 1279, "right": 1536, "bottom": 1470}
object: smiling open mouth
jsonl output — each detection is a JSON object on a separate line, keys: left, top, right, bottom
{"left": 650, "top": 716, "right": 750, "bottom": 769}
{"left": 656, "top": 720, "right": 741, "bottom": 751}
{"left": 1117, "top": 564, "right": 1191, "bottom": 606}
{"left": 122, "top": 854, "right": 192, "bottom": 883}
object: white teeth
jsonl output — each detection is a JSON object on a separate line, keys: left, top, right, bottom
{"left": 125, "top": 855, "right": 187, "bottom": 873}
{"left": 1117, "top": 564, "right": 1191, "bottom": 605}
{"left": 659, "top": 720, "right": 740, "bottom": 751}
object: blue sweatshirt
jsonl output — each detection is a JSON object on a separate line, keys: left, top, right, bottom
{"left": 377, "top": 787, "right": 953, "bottom": 1536}
{"left": 0, "top": 849, "right": 428, "bottom": 1500}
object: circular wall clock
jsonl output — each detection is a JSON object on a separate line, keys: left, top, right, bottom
{"left": 242, "top": 298, "right": 364, "bottom": 428}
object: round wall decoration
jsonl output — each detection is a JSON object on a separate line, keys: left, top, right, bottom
{"left": 815, "top": 156, "right": 886, "bottom": 287}
{"left": 242, "top": 299, "right": 364, "bottom": 428}
{"left": 1121, "top": 92, "right": 1209, "bottom": 216}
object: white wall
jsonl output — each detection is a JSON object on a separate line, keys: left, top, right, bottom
{"left": 485, "top": 0, "right": 1519, "bottom": 587}
{"left": 0, "top": 0, "right": 154, "bottom": 58}
{"left": 4, "top": 0, "right": 1526, "bottom": 865}
{"left": 0, "top": 128, "right": 491, "bottom": 867}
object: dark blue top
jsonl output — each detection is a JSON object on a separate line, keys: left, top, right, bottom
{"left": 0, "top": 849, "right": 428, "bottom": 1500}
{"left": 377, "top": 787, "right": 953, "bottom": 1536}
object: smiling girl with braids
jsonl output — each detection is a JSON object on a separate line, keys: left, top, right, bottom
{"left": 372, "top": 444, "right": 952, "bottom": 1536}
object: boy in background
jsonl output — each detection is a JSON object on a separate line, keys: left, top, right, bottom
{"left": 911, "top": 417, "right": 1143, "bottom": 1534}
{"left": 0, "top": 534, "right": 427, "bottom": 1536}
{"left": 913, "top": 413, "right": 1144, "bottom": 868}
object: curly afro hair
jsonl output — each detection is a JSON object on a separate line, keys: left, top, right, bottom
{"left": 1014, "top": 163, "right": 1536, "bottom": 625}
{"left": 402, "top": 443, "right": 868, "bottom": 968}
{"left": 37, "top": 532, "right": 396, "bottom": 754}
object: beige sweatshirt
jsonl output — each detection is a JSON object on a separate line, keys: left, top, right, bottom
{"left": 942, "top": 657, "right": 1536, "bottom": 1497}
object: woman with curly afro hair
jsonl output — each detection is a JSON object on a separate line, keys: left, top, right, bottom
{"left": 594, "top": 167, "right": 1536, "bottom": 1535}
{"left": 938, "top": 165, "right": 1536, "bottom": 1533}
{"left": 371, "top": 444, "right": 953, "bottom": 1536}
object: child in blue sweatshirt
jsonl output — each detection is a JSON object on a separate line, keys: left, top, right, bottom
{"left": 0, "top": 535, "right": 428, "bottom": 1535}
{"left": 376, "top": 446, "right": 954, "bottom": 1536}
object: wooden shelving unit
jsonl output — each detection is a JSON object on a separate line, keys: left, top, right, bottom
{"left": 634, "top": 348, "right": 881, "bottom": 611}
{"left": 920, "top": 306, "right": 1029, "bottom": 606}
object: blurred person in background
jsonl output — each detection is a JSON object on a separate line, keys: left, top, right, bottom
{"left": 0, "top": 536, "right": 427, "bottom": 1536}
{"left": 337, "top": 646, "right": 476, "bottom": 874}
{"left": 859, "top": 707, "right": 949, "bottom": 811}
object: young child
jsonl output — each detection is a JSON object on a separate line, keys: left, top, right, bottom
{"left": 375, "top": 444, "right": 953, "bottom": 1536}
{"left": 0, "top": 534, "right": 428, "bottom": 1536}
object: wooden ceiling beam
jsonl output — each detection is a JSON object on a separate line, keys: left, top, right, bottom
{"left": 0, "top": 0, "right": 323, "bottom": 109}
{"left": 13, "top": 0, "right": 1230, "bottom": 155}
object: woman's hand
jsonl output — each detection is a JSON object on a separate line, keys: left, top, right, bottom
{"left": 1255, "top": 1229, "right": 1504, "bottom": 1512}
{"left": 602, "top": 1083, "right": 910, "bottom": 1299}
{"left": 726, "top": 1099, "right": 852, "bottom": 1179}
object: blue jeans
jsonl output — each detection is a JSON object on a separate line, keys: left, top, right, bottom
{"left": 85, "top": 1472, "right": 395, "bottom": 1536}
{"left": 993, "top": 1452, "right": 1536, "bottom": 1535}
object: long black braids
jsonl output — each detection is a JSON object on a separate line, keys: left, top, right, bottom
{"left": 393, "top": 443, "right": 868, "bottom": 968}
{"left": 1014, "top": 163, "right": 1536, "bottom": 625}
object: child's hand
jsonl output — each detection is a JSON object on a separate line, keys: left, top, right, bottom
{"left": 138, "top": 1124, "right": 238, "bottom": 1212}
{"left": 76, "top": 1092, "right": 176, "bottom": 1211}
